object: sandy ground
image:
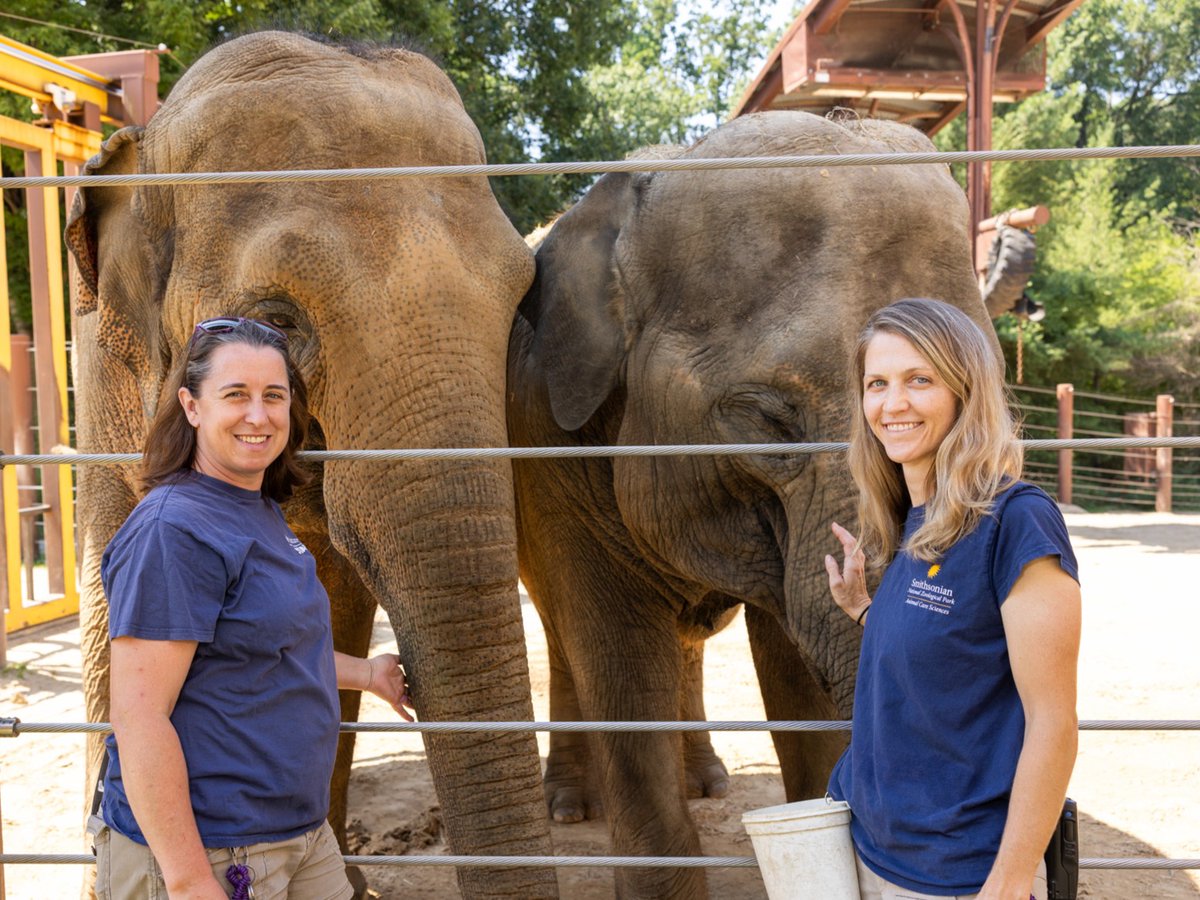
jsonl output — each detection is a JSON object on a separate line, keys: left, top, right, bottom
{"left": 0, "top": 512, "right": 1197, "bottom": 899}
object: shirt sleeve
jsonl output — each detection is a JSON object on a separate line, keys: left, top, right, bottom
{"left": 991, "top": 486, "right": 1080, "bottom": 604}
{"left": 103, "top": 519, "right": 231, "bottom": 642}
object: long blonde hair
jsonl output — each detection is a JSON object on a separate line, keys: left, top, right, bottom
{"left": 849, "top": 298, "right": 1022, "bottom": 565}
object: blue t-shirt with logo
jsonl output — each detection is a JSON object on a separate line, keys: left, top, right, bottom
{"left": 828, "top": 481, "right": 1078, "bottom": 895}
{"left": 100, "top": 471, "right": 340, "bottom": 847}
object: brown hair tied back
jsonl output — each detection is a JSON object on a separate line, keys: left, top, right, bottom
{"left": 140, "top": 319, "right": 311, "bottom": 503}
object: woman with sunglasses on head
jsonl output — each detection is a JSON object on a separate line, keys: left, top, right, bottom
{"left": 91, "top": 318, "right": 413, "bottom": 900}
{"left": 824, "top": 298, "right": 1081, "bottom": 900}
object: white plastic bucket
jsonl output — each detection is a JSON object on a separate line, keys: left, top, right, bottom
{"left": 742, "top": 797, "right": 859, "bottom": 899}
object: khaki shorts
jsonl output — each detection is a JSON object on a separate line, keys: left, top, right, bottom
{"left": 855, "top": 853, "right": 1048, "bottom": 900}
{"left": 89, "top": 815, "right": 353, "bottom": 900}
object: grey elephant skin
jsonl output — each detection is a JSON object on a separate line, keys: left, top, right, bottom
{"left": 506, "top": 111, "right": 1000, "bottom": 899}
{"left": 66, "top": 32, "right": 556, "bottom": 899}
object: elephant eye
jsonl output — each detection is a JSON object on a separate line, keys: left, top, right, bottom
{"left": 720, "top": 390, "right": 805, "bottom": 442}
{"left": 263, "top": 314, "right": 296, "bottom": 332}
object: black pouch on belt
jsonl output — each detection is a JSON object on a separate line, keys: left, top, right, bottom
{"left": 1044, "top": 798, "right": 1079, "bottom": 900}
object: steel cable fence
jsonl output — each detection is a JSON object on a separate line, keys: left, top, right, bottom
{"left": 1, "top": 717, "right": 1197, "bottom": 872}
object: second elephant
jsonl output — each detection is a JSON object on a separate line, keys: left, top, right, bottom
{"left": 506, "top": 111, "right": 1001, "bottom": 898}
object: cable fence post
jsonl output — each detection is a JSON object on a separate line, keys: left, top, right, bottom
{"left": 1057, "top": 384, "right": 1074, "bottom": 504}
{"left": 1156, "top": 394, "right": 1174, "bottom": 513}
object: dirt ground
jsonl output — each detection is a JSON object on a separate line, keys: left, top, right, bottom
{"left": 1, "top": 512, "right": 1197, "bottom": 899}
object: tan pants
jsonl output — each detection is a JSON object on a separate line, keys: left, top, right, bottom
{"left": 856, "top": 853, "right": 1048, "bottom": 900}
{"left": 90, "top": 815, "right": 354, "bottom": 900}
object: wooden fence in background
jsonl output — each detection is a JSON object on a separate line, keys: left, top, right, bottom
{"left": 1012, "top": 384, "right": 1200, "bottom": 512}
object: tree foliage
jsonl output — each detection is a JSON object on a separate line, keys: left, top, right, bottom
{"left": 1, "top": 0, "right": 777, "bottom": 243}
{"left": 972, "top": 0, "right": 1200, "bottom": 400}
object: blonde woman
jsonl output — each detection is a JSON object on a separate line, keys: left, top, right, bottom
{"left": 824, "top": 298, "right": 1081, "bottom": 900}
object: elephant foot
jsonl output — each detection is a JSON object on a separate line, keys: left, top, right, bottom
{"left": 685, "top": 751, "right": 731, "bottom": 800}
{"left": 542, "top": 777, "right": 600, "bottom": 825}
{"left": 547, "top": 784, "right": 604, "bottom": 823}
{"left": 544, "top": 748, "right": 603, "bottom": 824}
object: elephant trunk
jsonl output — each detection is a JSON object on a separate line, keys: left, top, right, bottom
{"left": 782, "top": 457, "right": 863, "bottom": 718}
{"left": 320, "top": 402, "right": 557, "bottom": 897}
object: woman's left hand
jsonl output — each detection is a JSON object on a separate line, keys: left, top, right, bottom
{"left": 364, "top": 653, "right": 415, "bottom": 721}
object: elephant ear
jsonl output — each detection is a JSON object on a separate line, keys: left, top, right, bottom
{"left": 65, "top": 126, "right": 168, "bottom": 421}
{"left": 523, "top": 172, "right": 641, "bottom": 431}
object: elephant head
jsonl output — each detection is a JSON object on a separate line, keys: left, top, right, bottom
{"left": 67, "top": 32, "right": 555, "bottom": 899}
{"left": 511, "top": 110, "right": 996, "bottom": 769}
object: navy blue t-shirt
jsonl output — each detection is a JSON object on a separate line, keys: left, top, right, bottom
{"left": 101, "top": 471, "right": 340, "bottom": 847}
{"left": 828, "top": 482, "right": 1079, "bottom": 895}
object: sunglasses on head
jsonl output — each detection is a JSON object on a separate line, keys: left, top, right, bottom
{"left": 191, "top": 317, "right": 288, "bottom": 345}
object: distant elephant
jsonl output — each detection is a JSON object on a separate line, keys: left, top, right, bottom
{"left": 507, "top": 111, "right": 1000, "bottom": 898}
{"left": 66, "top": 32, "right": 556, "bottom": 899}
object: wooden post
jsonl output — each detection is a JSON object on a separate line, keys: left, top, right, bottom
{"left": 1156, "top": 394, "right": 1174, "bottom": 513}
{"left": 1122, "top": 411, "right": 1154, "bottom": 479}
{"left": 1056, "top": 384, "right": 1073, "bottom": 504}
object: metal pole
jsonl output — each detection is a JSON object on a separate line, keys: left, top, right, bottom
{"left": 0, "top": 189, "right": 13, "bottom": 662}
{"left": 8, "top": 336, "right": 35, "bottom": 606}
{"left": 1056, "top": 384, "right": 1074, "bottom": 504}
{"left": 22, "top": 148, "right": 66, "bottom": 596}
{"left": 0, "top": 457, "right": 7, "bottom": 669}
{"left": 975, "top": 0, "right": 997, "bottom": 232}
{"left": 0, "top": 775, "right": 5, "bottom": 898}
{"left": 1156, "top": 394, "right": 1174, "bottom": 513}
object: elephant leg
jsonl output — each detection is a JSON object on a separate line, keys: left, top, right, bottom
{"left": 568, "top": 608, "right": 706, "bottom": 899}
{"left": 678, "top": 641, "right": 730, "bottom": 800}
{"left": 543, "top": 630, "right": 603, "bottom": 823}
{"left": 744, "top": 605, "right": 848, "bottom": 800}
{"left": 301, "top": 531, "right": 378, "bottom": 900}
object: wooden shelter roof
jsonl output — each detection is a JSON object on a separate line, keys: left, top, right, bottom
{"left": 732, "top": 0, "right": 1085, "bottom": 134}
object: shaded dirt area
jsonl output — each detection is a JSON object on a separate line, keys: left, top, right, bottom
{"left": 1, "top": 513, "right": 1197, "bottom": 898}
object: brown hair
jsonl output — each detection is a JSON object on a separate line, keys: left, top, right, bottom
{"left": 848, "top": 297, "right": 1023, "bottom": 565}
{"left": 140, "top": 320, "right": 311, "bottom": 502}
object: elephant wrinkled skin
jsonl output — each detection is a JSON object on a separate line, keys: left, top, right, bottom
{"left": 507, "top": 111, "right": 1000, "bottom": 899}
{"left": 67, "top": 32, "right": 556, "bottom": 899}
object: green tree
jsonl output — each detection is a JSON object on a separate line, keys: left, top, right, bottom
{"left": 960, "top": 0, "right": 1200, "bottom": 402}
{"left": 1051, "top": 0, "right": 1200, "bottom": 227}
{"left": 2, "top": 0, "right": 782, "bottom": 234}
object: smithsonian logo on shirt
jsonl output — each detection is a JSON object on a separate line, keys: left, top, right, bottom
{"left": 906, "top": 562, "right": 955, "bottom": 615}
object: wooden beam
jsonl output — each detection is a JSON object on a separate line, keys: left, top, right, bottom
{"left": 62, "top": 49, "right": 160, "bottom": 127}
{"left": 812, "top": 0, "right": 856, "bottom": 35}
{"left": 810, "top": 65, "right": 1044, "bottom": 93}
{"left": 736, "top": 60, "right": 784, "bottom": 115}
{"left": 1024, "top": 0, "right": 1087, "bottom": 49}
{"left": 926, "top": 101, "right": 966, "bottom": 135}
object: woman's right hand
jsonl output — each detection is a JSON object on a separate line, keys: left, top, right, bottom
{"left": 824, "top": 522, "right": 872, "bottom": 623}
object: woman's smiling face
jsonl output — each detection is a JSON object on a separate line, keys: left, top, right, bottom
{"left": 178, "top": 342, "right": 291, "bottom": 491}
{"left": 861, "top": 330, "right": 959, "bottom": 505}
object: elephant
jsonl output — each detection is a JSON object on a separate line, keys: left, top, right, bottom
{"left": 506, "top": 111, "right": 1001, "bottom": 898}
{"left": 66, "top": 32, "right": 557, "bottom": 899}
